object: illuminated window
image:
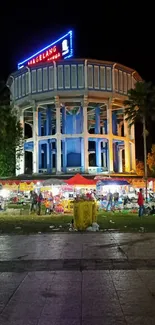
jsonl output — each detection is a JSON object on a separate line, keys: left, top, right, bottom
{"left": 64, "top": 65, "right": 70, "bottom": 89}
{"left": 119, "top": 70, "right": 123, "bottom": 92}
{"left": 57, "top": 65, "right": 63, "bottom": 89}
{"left": 94, "top": 66, "right": 99, "bottom": 89}
{"left": 19, "top": 76, "right": 21, "bottom": 98}
{"left": 43, "top": 67, "right": 48, "bottom": 91}
{"left": 88, "top": 65, "right": 93, "bottom": 89}
{"left": 114, "top": 69, "right": 118, "bottom": 91}
{"left": 78, "top": 64, "right": 84, "bottom": 88}
{"left": 26, "top": 72, "right": 29, "bottom": 94}
{"left": 71, "top": 65, "right": 77, "bottom": 88}
{"left": 127, "top": 74, "right": 132, "bottom": 90}
{"left": 22, "top": 74, "right": 25, "bottom": 96}
{"left": 123, "top": 72, "right": 127, "bottom": 94}
{"left": 49, "top": 66, "right": 54, "bottom": 90}
{"left": 100, "top": 66, "right": 105, "bottom": 90}
{"left": 37, "top": 69, "right": 42, "bottom": 92}
{"left": 32, "top": 70, "right": 37, "bottom": 93}
{"left": 106, "top": 67, "right": 112, "bottom": 91}
{"left": 15, "top": 78, "right": 18, "bottom": 99}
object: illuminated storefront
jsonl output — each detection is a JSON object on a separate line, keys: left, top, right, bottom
{"left": 7, "top": 30, "right": 142, "bottom": 176}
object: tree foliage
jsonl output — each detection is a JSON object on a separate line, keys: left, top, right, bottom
{"left": 0, "top": 83, "right": 23, "bottom": 177}
{"left": 136, "top": 160, "right": 144, "bottom": 176}
{"left": 123, "top": 81, "right": 155, "bottom": 197}
{"left": 147, "top": 144, "right": 155, "bottom": 174}
{"left": 123, "top": 81, "right": 155, "bottom": 128}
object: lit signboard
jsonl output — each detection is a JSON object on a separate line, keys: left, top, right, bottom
{"left": 18, "top": 30, "right": 73, "bottom": 70}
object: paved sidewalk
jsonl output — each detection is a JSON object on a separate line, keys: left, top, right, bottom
{"left": 0, "top": 233, "right": 155, "bottom": 324}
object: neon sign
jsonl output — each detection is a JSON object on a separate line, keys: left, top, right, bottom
{"left": 27, "top": 45, "right": 61, "bottom": 66}
{"left": 18, "top": 30, "right": 73, "bottom": 69}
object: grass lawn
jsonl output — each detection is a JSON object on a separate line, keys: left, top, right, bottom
{"left": 0, "top": 210, "right": 155, "bottom": 234}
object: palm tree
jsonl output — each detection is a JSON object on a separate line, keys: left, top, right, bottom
{"left": 123, "top": 81, "right": 155, "bottom": 200}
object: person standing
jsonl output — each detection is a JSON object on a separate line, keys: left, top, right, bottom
{"left": 37, "top": 192, "right": 43, "bottom": 215}
{"left": 138, "top": 188, "right": 144, "bottom": 217}
{"left": 106, "top": 191, "right": 113, "bottom": 211}
{"left": 30, "top": 191, "right": 37, "bottom": 213}
{"left": 113, "top": 191, "right": 119, "bottom": 207}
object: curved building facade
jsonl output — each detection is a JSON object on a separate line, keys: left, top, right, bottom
{"left": 7, "top": 59, "right": 142, "bottom": 175}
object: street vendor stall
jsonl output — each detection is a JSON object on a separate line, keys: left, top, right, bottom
{"left": 65, "top": 173, "right": 96, "bottom": 189}
{"left": 63, "top": 174, "right": 96, "bottom": 213}
{"left": 96, "top": 178, "right": 130, "bottom": 210}
{"left": 35, "top": 178, "right": 67, "bottom": 214}
{"left": 96, "top": 178, "right": 130, "bottom": 195}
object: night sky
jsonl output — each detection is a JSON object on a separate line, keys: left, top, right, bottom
{"left": 0, "top": 2, "right": 154, "bottom": 160}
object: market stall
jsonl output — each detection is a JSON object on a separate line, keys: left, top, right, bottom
{"left": 65, "top": 174, "right": 95, "bottom": 191}
{"left": 35, "top": 178, "right": 67, "bottom": 214}
{"left": 96, "top": 178, "right": 130, "bottom": 211}
{"left": 62, "top": 174, "right": 96, "bottom": 213}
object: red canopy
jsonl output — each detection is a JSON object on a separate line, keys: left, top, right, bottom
{"left": 65, "top": 174, "right": 95, "bottom": 186}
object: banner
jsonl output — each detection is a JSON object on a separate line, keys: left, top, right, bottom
{"left": 19, "top": 182, "right": 34, "bottom": 191}
{"left": 3, "top": 183, "right": 19, "bottom": 191}
{"left": 40, "top": 186, "right": 51, "bottom": 192}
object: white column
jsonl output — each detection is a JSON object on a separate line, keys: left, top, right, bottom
{"left": 107, "top": 99, "right": 113, "bottom": 172}
{"left": 124, "top": 140, "right": 130, "bottom": 172}
{"left": 55, "top": 96, "right": 61, "bottom": 174}
{"left": 83, "top": 95, "right": 88, "bottom": 172}
{"left": 130, "top": 124, "right": 135, "bottom": 140}
{"left": 33, "top": 105, "right": 38, "bottom": 173}
{"left": 103, "top": 151, "right": 106, "bottom": 167}
{"left": 124, "top": 115, "right": 130, "bottom": 172}
{"left": 112, "top": 64, "right": 116, "bottom": 91}
{"left": 84, "top": 60, "right": 88, "bottom": 89}
{"left": 130, "top": 124, "right": 136, "bottom": 171}
{"left": 118, "top": 148, "right": 123, "bottom": 172}
{"left": 16, "top": 109, "right": 25, "bottom": 176}
{"left": 131, "top": 143, "right": 136, "bottom": 171}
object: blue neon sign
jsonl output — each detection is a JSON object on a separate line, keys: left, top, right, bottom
{"left": 18, "top": 30, "right": 73, "bottom": 70}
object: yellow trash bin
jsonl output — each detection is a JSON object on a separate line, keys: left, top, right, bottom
{"left": 73, "top": 201, "right": 97, "bottom": 230}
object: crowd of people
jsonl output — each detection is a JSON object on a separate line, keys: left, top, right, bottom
{"left": 6, "top": 188, "right": 153, "bottom": 218}
{"left": 30, "top": 190, "right": 64, "bottom": 214}
{"left": 30, "top": 191, "right": 43, "bottom": 215}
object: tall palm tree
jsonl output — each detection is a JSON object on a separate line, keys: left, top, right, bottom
{"left": 123, "top": 81, "right": 155, "bottom": 200}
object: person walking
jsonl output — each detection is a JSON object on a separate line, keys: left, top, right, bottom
{"left": 138, "top": 188, "right": 144, "bottom": 217}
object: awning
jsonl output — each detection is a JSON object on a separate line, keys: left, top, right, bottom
{"left": 65, "top": 174, "right": 95, "bottom": 186}
{"left": 42, "top": 179, "right": 66, "bottom": 186}
{"left": 97, "top": 180, "right": 130, "bottom": 186}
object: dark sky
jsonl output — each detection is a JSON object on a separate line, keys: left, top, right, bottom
{"left": 0, "top": 2, "right": 154, "bottom": 82}
{"left": 0, "top": 2, "right": 154, "bottom": 160}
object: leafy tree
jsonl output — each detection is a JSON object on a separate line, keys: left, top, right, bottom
{"left": 136, "top": 160, "right": 144, "bottom": 176}
{"left": 0, "top": 83, "right": 23, "bottom": 177}
{"left": 147, "top": 144, "right": 155, "bottom": 174}
{"left": 123, "top": 81, "right": 155, "bottom": 199}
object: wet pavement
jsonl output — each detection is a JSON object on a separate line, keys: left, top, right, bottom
{"left": 1, "top": 233, "right": 155, "bottom": 324}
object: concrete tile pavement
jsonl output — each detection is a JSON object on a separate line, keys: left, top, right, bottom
{"left": 1, "top": 233, "right": 155, "bottom": 324}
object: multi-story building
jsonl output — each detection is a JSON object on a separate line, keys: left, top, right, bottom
{"left": 7, "top": 31, "right": 141, "bottom": 175}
